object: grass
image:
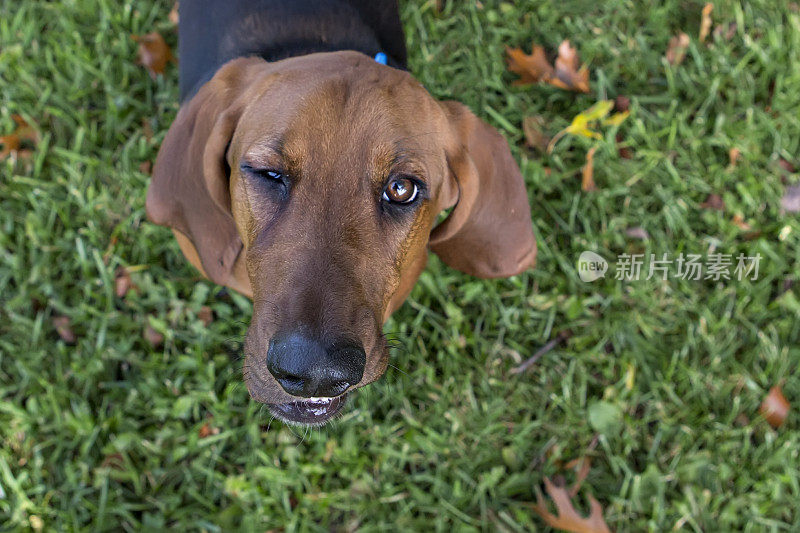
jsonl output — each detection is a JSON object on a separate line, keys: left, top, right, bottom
{"left": 1, "top": 0, "right": 800, "bottom": 530}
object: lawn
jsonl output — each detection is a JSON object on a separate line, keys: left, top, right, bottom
{"left": 2, "top": 0, "right": 799, "bottom": 530}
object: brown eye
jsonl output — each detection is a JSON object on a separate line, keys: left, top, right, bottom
{"left": 382, "top": 176, "right": 419, "bottom": 204}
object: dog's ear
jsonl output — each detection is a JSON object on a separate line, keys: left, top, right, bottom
{"left": 146, "top": 57, "right": 265, "bottom": 286}
{"left": 429, "top": 101, "right": 537, "bottom": 278}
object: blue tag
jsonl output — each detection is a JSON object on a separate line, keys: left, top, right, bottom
{"left": 374, "top": 52, "right": 388, "bottom": 65}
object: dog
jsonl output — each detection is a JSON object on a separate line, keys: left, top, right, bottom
{"left": 146, "top": 0, "right": 536, "bottom": 426}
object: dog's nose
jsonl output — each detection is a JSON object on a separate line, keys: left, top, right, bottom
{"left": 266, "top": 331, "right": 366, "bottom": 397}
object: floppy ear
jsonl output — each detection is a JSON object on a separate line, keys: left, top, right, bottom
{"left": 429, "top": 101, "right": 537, "bottom": 278}
{"left": 146, "top": 57, "right": 265, "bottom": 286}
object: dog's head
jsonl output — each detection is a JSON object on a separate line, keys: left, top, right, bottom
{"left": 147, "top": 52, "right": 536, "bottom": 425}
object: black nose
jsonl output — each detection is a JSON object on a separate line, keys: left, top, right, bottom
{"left": 266, "top": 331, "right": 366, "bottom": 397}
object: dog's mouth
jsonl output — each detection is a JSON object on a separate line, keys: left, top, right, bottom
{"left": 267, "top": 395, "right": 348, "bottom": 426}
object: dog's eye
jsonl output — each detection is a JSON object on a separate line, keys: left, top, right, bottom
{"left": 382, "top": 176, "right": 419, "bottom": 204}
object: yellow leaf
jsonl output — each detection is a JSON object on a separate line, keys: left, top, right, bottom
{"left": 603, "top": 111, "right": 629, "bottom": 127}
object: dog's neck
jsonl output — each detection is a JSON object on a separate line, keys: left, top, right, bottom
{"left": 178, "top": 0, "right": 408, "bottom": 101}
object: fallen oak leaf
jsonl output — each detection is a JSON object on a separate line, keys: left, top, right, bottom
{"left": 529, "top": 477, "right": 611, "bottom": 533}
{"left": 0, "top": 114, "right": 39, "bottom": 161}
{"left": 699, "top": 3, "right": 714, "bottom": 43}
{"left": 732, "top": 214, "right": 751, "bottom": 230}
{"left": 728, "top": 147, "right": 741, "bottom": 170}
{"left": 199, "top": 422, "right": 220, "bottom": 438}
{"left": 700, "top": 193, "right": 725, "bottom": 210}
{"left": 549, "top": 40, "right": 590, "bottom": 93}
{"left": 53, "top": 316, "right": 77, "bottom": 344}
{"left": 760, "top": 385, "right": 790, "bottom": 428}
{"left": 114, "top": 267, "right": 135, "bottom": 298}
{"left": 522, "top": 115, "right": 550, "bottom": 152}
{"left": 581, "top": 146, "right": 597, "bottom": 192}
{"left": 132, "top": 32, "right": 174, "bottom": 78}
{"left": 144, "top": 323, "right": 164, "bottom": 347}
{"left": 506, "top": 44, "right": 554, "bottom": 85}
{"left": 666, "top": 32, "right": 690, "bottom": 65}
{"left": 198, "top": 306, "right": 214, "bottom": 326}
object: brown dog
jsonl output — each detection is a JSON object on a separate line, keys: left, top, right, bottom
{"left": 147, "top": 4, "right": 535, "bottom": 426}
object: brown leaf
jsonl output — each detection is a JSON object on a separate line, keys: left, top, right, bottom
{"left": 1, "top": 114, "right": 39, "bottom": 161}
{"left": 53, "top": 316, "right": 77, "bottom": 344}
{"left": 198, "top": 306, "right": 214, "bottom": 326}
{"left": 522, "top": 115, "right": 549, "bottom": 152}
{"left": 699, "top": 3, "right": 714, "bottom": 43}
{"left": 139, "top": 160, "right": 152, "bottom": 174}
{"left": 141, "top": 118, "right": 154, "bottom": 142}
{"left": 506, "top": 41, "right": 589, "bottom": 92}
{"left": 779, "top": 159, "right": 796, "bottom": 173}
{"left": 666, "top": 32, "right": 691, "bottom": 65}
{"left": 199, "top": 422, "right": 220, "bottom": 438}
{"left": 613, "top": 96, "right": 630, "bottom": 113}
{"left": 133, "top": 32, "right": 173, "bottom": 78}
{"left": 781, "top": 184, "right": 800, "bottom": 213}
{"left": 713, "top": 22, "right": 737, "bottom": 41}
{"left": 101, "top": 452, "right": 125, "bottom": 470}
{"left": 728, "top": 147, "right": 741, "bottom": 169}
{"left": 760, "top": 386, "right": 790, "bottom": 428}
{"left": 700, "top": 193, "right": 725, "bottom": 210}
{"left": 565, "top": 457, "right": 593, "bottom": 498}
{"left": 616, "top": 134, "right": 632, "bottom": 159}
{"left": 169, "top": 2, "right": 179, "bottom": 25}
{"left": 114, "top": 267, "right": 134, "bottom": 298}
{"left": 144, "top": 324, "right": 164, "bottom": 347}
{"left": 529, "top": 477, "right": 611, "bottom": 533}
{"left": 732, "top": 214, "right": 751, "bottom": 230}
{"left": 625, "top": 227, "right": 650, "bottom": 240}
{"left": 506, "top": 45, "right": 554, "bottom": 85}
{"left": 581, "top": 146, "right": 597, "bottom": 192}
{"left": 550, "top": 40, "right": 590, "bottom": 93}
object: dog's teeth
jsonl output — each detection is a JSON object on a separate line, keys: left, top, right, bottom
{"left": 307, "top": 397, "right": 333, "bottom": 404}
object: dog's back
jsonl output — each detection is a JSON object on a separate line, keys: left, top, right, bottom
{"left": 178, "top": 0, "right": 408, "bottom": 101}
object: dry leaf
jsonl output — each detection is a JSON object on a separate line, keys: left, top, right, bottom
{"left": 1, "top": 114, "right": 39, "bottom": 161}
{"left": 728, "top": 147, "right": 741, "bottom": 169}
{"left": 564, "top": 456, "right": 593, "bottom": 498}
{"left": 139, "top": 160, "right": 152, "bottom": 174}
{"left": 199, "top": 422, "right": 220, "bottom": 438}
{"left": 101, "top": 452, "right": 126, "bottom": 470}
{"left": 506, "top": 40, "right": 589, "bottom": 92}
{"left": 732, "top": 214, "right": 751, "bottom": 230}
{"left": 522, "top": 115, "right": 549, "bottom": 152}
{"left": 529, "top": 478, "right": 611, "bottom": 533}
{"left": 53, "top": 316, "right": 77, "bottom": 344}
{"left": 700, "top": 193, "right": 725, "bottom": 210}
{"left": 625, "top": 227, "right": 650, "bottom": 240}
{"left": 144, "top": 324, "right": 164, "bottom": 347}
{"left": 133, "top": 32, "right": 173, "bottom": 78}
{"left": 760, "top": 386, "right": 790, "bottom": 428}
{"left": 779, "top": 159, "right": 796, "bottom": 174}
{"left": 781, "top": 185, "right": 800, "bottom": 213}
{"left": 506, "top": 45, "right": 554, "bottom": 85}
{"left": 666, "top": 32, "right": 691, "bottom": 65}
{"left": 550, "top": 40, "right": 590, "bottom": 93}
{"left": 582, "top": 147, "right": 597, "bottom": 192}
{"left": 713, "top": 22, "right": 737, "bottom": 41}
{"left": 198, "top": 306, "right": 214, "bottom": 326}
{"left": 616, "top": 134, "right": 632, "bottom": 160}
{"left": 115, "top": 267, "right": 134, "bottom": 298}
{"left": 169, "top": 2, "right": 179, "bottom": 25}
{"left": 699, "top": 3, "right": 714, "bottom": 43}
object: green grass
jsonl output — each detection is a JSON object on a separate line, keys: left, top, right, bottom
{"left": 2, "top": 0, "right": 800, "bottom": 530}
